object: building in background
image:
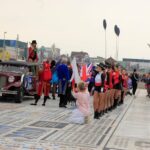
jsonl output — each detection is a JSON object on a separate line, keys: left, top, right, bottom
{"left": 71, "top": 51, "right": 90, "bottom": 64}
{"left": 122, "top": 58, "right": 150, "bottom": 73}
{"left": 51, "top": 44, "right": 60, "bottom": 59}
{"left": 90, "top": 56, "right": 105, "bottom": 65}
{"left": 38, "top": 44, "right": 61, "bottom": 62}
{"left": 0, "top": 39, "right": 27, "bottom": 60}
{"left": 105, "top": 57, "right": 117, "bottom": 65}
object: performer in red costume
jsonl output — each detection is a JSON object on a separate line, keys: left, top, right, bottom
{"left": 31, "top": 60, "right": 52, "bottom": 106}
{"left": 108, "top": 65, "right": 115, "bottom": 110}
{"left": 28, "top": 40, "right": 38, "bottom": 62}
{"left": 120, "top": 69, "right": 128, "bottom": 104}
{"left": 104, "top": 63, "right": 112, "bottom": 112}
{"left": 112, "top": 65, "right": 122, "bottom": 108}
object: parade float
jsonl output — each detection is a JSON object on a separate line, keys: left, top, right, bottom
{"left": 0, "top": 61, "right": 39, "bottom": 103}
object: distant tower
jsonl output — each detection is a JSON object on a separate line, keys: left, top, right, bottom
{"left": 51, "top": 43, "right": 55, "bottom": 59}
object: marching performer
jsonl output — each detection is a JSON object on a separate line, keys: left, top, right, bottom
{"left": 103, "top": 64, "right": 109, "bottom": 113}
{"left": 121, "top": 69, "right": 128, "bottom": 104}
{"left": 112, "top": 65, "right": 122, "bottom": 108}
{"left": 104, "top": 63, "right": 112, "bottom": 112}
{"left": 93, "top": 63, "right": 105, "bottom": 119}
{"left": 108, "top": 64, "right": 114, "bottom": 110}
{"left": 31, "top": 60, "right": 52, "bottom": 106}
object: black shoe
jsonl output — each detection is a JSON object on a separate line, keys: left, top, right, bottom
{"left": 53, "top": 96, "right": 56, "bottom": 100}
{"left": 98, "top": 112, "right": 102, "bottom": 118}
{"left": 108, "top": 107, "right": 111, "bottom": 111}
{"left": 42, "top": 103, "right": 45, "bottom": 106}
{"left": 120, "top": 100, "right": 123, "bottom": 105}
{"left": 118, "top": 102, "right": 121, "bottom": 106}
{"left": 47, "top": 96, "right": 51, "bottom": 99}
{"left": 105, "top": 109, "right": 108, "bottom": 113}
{"left": 59, "top": 104, "right": 67, "bottom": 108}
{"left": 113, "top": 100, "right": 117, "bottom": 108}
{"left": 43, "top": 96, "right": 48, "bottom": 105}
{"left": 30, "top": 103, "right": 37, "bottom": 105}
{"left": 33, "top": 95, "right": 40, "bottom": 105}
{"left": 94, "top": 111, "right": 99, "bottom": 119}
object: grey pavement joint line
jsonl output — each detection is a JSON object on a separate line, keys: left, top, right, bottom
{"left": 103, "top": 92, "right": 139, "bottom": 150}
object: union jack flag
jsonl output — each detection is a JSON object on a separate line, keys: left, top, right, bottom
{"left": 80, "top": 63, "right": 93, "bottom": 81}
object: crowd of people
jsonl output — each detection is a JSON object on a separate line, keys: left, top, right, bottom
{"left": 28, "top": 40, "right": 142, "bottom": 124}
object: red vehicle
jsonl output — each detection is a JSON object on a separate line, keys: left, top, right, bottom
{"left": 0, "top": 61, "right": 39, "bottom": 103}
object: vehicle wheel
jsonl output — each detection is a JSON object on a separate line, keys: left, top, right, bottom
{"left": 15, "top": 87, "right": 24, "bottom": 103}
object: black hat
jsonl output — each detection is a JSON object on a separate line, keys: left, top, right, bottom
{"left": 105, "top": 62, "right": 112, "bottom": 68}
{"left": 100, "top": 63, "right": 106, "bottom": 68}
{"left": 31, "top": 40, "right": 37, "bottom": 44}
{"left": 97, "top": 63, "right": 105, "bottom": 70}
{"left": 115, "top": 63, "right": 121, "bottom": 68}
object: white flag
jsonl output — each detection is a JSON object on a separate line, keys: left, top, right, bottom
{"left": 71, "top": 57, "right": 81, "bottom": 83}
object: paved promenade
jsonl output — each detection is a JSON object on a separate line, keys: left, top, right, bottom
{"left": 0, "top": 90, "right": 149, "bottom": 150}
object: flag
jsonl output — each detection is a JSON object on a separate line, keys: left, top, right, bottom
{"left": 71, "top": 58, "right": 81, "bottom": 84}
{"left": 80, "top": 63, "right": 93, "bottom": 81}
{"left": 87, "top": 63, "right": 93, "bottom": 76}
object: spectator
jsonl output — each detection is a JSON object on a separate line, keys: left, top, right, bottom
{"left": 126, "top": 74, "right": 133, "bottom": 96}
{"left": 69, "top": 82, "right": 90, "bottom": 124}
{"left": 57, "top": 58, "right": 70, "bottom": 108}
{"left": 131, "top": 69, "right": 139, "bottom": 96}
{"left": 144, "top": 73, "right": 150, "bottom": 97}
{"left": 50, "top": 60, "right": 58, "bottom": 100}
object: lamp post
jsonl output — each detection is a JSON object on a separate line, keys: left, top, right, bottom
{"left": 114, "top": 25, "right": 120, "bottom": 61}
{"left": 3, "top": 32, "right": 7, "bottom": 50}
{"left": 2, "top": 32, "right": 7, "bottom": 61}
{"left": 103, "top": 19, "right": 107, "bottom": 59}
{"left": 16, "top": 34, "right": 19, "bottom": 60}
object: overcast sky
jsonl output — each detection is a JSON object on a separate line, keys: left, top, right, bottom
{"left": 0, "top": 0, "right": 150, "bottom": 60}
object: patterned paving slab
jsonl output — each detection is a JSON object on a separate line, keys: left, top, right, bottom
{"left": 0, "top": 125, "right": 15, "bottom": 135}
{"left": 0, "top": 93, "right": 138, "bottom": 150}
{"left": 104, "top": 90, "right": 150, "bottom": 150}
{"left": 30, "top": 121, "right": 68, "bottom": 129}
{"left": 5, "top": 127, "right": 47, "bottom": 140}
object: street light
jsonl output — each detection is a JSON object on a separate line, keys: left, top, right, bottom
{"left": 3, "top": 32, "right": 7, "bottom": 50}
{"left": 103, "top": 19, "right": 107, "bottom": 59}
{"left": 114, "top": 25, "right": 120, "bottom": 61}
{"left": 16, "top": 34, "right": 19, "bottom": 60}
{"left": 2, "top": 32, "right": 7, "bottom": 61}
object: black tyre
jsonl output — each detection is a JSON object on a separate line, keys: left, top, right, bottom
{"left": 15, "top": 87, "right": 24, "bottom": 103}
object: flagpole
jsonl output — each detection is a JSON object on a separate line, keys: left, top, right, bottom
{"left": 105, "top": 30, "right": 107, "bottom": 59}
{"left": 103, "top": 19, "right": 107, "bottom": 60}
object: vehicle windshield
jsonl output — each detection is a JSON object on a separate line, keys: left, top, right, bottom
{"left": 0, "top": 64, "right": 26, "bottom": 73}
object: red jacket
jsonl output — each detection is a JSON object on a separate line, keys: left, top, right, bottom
{"left": 28, "top": 47, "right": 38, "bottom": 62}
{"left": 109, "top": 71, "right": 113, "bottom": 89}
{"left": 122, "top": 74, "right": 128, "bottom": 88}
{"left": 43, "top": 61, "right": 52, "bottom": 81}
{"left": 113, "top": 71, "right": 120, "bottom": 85}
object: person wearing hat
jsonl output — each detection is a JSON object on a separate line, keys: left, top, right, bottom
{"left": 98, "top": 62, "right": 108, "bottom": 114}
{"left": 104, "top": 64, "right": 111, "bottom": 113}
{"left": 93, "top": 63, "right": 105, "bottom": 119}
{"left": 112, "top": 65, "right": 122, "bottom": 108}
{"left": 28, "top": 40, "right": 38, "bottom": 62}
{"left": 108, "top": 64, "right": 115, "bottom": 110}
